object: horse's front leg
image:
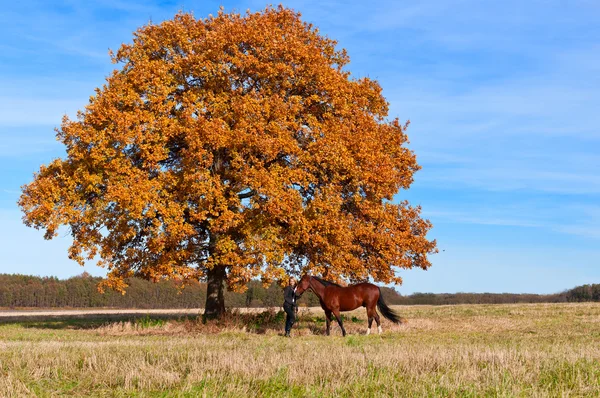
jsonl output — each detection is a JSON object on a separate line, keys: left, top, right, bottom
{"left": 324, "top": 310, "right": 332, "bottom": 336}
{"left": 332, "top": 309, "right": 346, "bottom": 337}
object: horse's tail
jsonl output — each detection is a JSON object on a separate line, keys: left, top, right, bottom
{"left": 377, "top": 287, "right": 403, "bottom": 324}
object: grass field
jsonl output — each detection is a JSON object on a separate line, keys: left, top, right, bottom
{"left": 1, "top": 303, "right": 599, "bottom": 397}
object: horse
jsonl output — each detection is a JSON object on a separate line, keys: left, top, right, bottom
{"left": 294, "top": 275, "right": 402, "bottom": 336}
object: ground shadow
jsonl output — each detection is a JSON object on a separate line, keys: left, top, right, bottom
{"left": 17, "top": 314, "right": 200, "bottom": 330}
{"left": 6, "top": 309, "right": 369, "bottom": 335}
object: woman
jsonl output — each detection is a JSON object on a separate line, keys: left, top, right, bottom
{"left": 283, "top": 277, "right": 300, "bottom": 337}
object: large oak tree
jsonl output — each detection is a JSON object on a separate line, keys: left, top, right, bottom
{"left": 19, "top": 6, "right": 437, "bottom": 317}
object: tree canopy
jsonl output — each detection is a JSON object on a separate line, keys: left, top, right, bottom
{"left": 19, "top": 6, "right": 437, "bottom": 317}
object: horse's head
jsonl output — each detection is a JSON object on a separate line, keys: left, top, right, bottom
{"left": 295, "top": 275, "right": 312, "bottom": 296}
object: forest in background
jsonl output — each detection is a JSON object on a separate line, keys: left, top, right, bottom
{"left": 0, "top": 273, "right": 595, "bottom": 309}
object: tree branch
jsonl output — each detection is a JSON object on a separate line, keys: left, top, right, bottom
{"left": 237, "top": 189, "right": 256, "bottom": 200}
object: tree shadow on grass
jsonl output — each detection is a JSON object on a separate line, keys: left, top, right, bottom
{"left": 14, "top": 310, "right": 288, "bottom": 334}
{"left": 16, "top": 314, "right": 199, "bottom": 330}
{"left": 9, "top": 310, "right": 370, "bottom": 336}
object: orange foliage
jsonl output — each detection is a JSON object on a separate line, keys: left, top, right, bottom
{"left": 19, "top": 7, "right": 436, "bottom": 299}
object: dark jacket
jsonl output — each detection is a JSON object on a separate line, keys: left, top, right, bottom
{"left": 283, "top": 286, "right": 299, "bottom": 307}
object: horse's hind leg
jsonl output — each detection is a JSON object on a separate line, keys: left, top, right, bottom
{"left": 374, "top": 310, "right": 382, "bottom": 334}
{"left": 366, "top": 308, "right": 374, "bottom": 335}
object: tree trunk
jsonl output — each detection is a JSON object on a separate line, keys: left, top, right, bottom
{"left": 204, "top": 265, "right": 226, "bottom": 319}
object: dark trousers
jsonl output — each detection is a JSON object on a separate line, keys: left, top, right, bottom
{"left": 284, "top": 303, "right": 296, "bottom": 333}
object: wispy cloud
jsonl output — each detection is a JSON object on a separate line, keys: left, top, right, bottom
{"left": 423, "top": 210, "right": 544, "bottom": 228}
{"left": 423, "top": 202, "right": 600, "bottom": 241}
{"left": 416, "top": 168, "right": 600, "bottom": 195}
{"left": 555, "top": 225, "right": 600, "bottom": 240}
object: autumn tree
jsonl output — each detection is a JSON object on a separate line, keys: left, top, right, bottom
{"left": 19, "top": 6, "right": 437, "bottom": 318}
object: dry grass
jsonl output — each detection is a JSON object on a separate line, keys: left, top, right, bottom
{"left": 1, "top": 303, "right": 599, "bottom": 397}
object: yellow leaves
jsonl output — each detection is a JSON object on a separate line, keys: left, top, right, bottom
{"left": 98, "top": 273, "right": 130, "bottom": 295}
{"left": 18, "top": 6, "right": 436, "bottom": 296}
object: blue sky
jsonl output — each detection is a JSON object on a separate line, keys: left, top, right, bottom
{"left": 1, "top": 0, "right": 599, "bottom": 294}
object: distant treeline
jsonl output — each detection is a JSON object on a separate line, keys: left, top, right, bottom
{"left": 0, "top": 273, "right": 324, "bottom": 309}
{"left": 0, "top": 273, "right": 597, "bottom": 309}
{"left": 395, "top": 292, "right": 566, "bottom": 305}
{"left": 564, "top": 284, "right": 600, "bottom": 302}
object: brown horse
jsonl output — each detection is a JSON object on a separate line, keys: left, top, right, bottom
{"left": 295, "top": 275, "right": 402, "bottom": 336}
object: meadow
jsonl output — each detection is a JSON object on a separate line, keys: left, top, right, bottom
{"left": 1, "top": 303, "right": 599, "bottom": 397}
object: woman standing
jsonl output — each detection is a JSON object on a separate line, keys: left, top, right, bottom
{"left": 283, "top": 277, "right": 299, "bottom": 337}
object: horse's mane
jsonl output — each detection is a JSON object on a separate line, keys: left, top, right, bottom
{"left": 312, "top": 276, "right": 342, "bottom": 287}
